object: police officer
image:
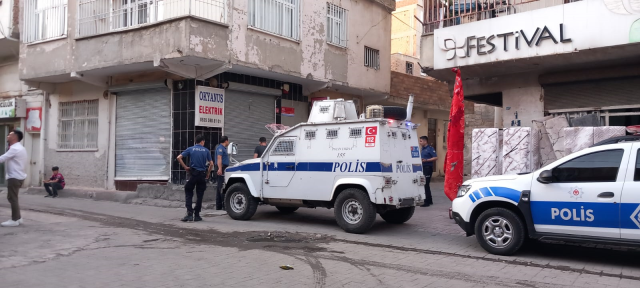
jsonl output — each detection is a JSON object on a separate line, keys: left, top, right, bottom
{"left": 419, "top": 136, "right": 437, "bottom": 207}
{"left": 177, "top": 135, "right": 213, "bottom": 222}
{"left": 253, "top": 137, "right": 267, "bottom": 158}
{"left": 214, "top": 136, "right": 230, "bottom": 210}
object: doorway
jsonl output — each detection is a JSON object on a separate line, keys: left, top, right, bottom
{"left": 428, "top": 118, "right": 437, "bottom": 151}
{"left": 0, "top": 125, "right": 12, "bottom": 186}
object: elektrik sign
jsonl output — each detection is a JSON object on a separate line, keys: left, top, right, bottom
{"left": 441, "top": 23, "right": 572, "bottom": 60}
{"left": 195, "top": 86, "right": 224, "bottom": 128}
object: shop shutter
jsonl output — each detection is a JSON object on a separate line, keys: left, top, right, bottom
{"left": 543, "top": 77, "right": 640, "bottom": 111}
{"left": 224, "top": 90, "right": 275, "bottom": 161}
{"left": 115, "top": 88, "right": 171, "bottom": 179}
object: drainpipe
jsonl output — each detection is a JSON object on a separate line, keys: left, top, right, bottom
{"left": 40, "top": 92, "right": 47, "bottom": 186}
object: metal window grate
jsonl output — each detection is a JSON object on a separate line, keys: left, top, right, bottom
{"left": 390, "top": 131, "right": 397, "bottom": 139}
{"left": 77, "top": 0, "right": 227, "bottom": 37}
{"left": 349, "top": 127, "right": 363, "bottom": 138}
{"left": 271, "top": 139, "right": 295, "bottom": 155}
{"left": 326, "top": 3, "right": 347, "bottom": 47}
{"left": 24, "top": 0, "right": 68, "bottom": 43}
{"left": 401, "top": 131, "right": 408, "bottom": 140}
{"left": 364, "top": 46, "right": 380, "bottom": 70}
{"left": 326, "top": 128, "right": 339, "bottom": 139}
{"left": 58, "top": 100, "right": 99, "bottom": 150}
{"left": 249, "top": 0, "right": 300, "bottom": 40}
{"left": 304, "top": 130, "right": 316, "bottom": 140}
{"left": 319, "top": 105, "right": 330, "bottom": 113}
{"left": 406, "top": 62, "right": 413, "bottom": 75}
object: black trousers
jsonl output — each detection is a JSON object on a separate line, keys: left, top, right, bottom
{"left": 423, "top": 166, "right": 433, "bottom": 205}
{"left": 44, "top": 183, "right": 64, "bottom": 196}
{"left": 216, "top": 165, "right": 228, "bottom": 210}
{"left": 185, "top": 170, "right": 207, "bottom": 215}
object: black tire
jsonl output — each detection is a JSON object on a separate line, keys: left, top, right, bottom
{"left": 225, "top": 183, "right": 258, "bottom": 221}
{"left": 275, "top": 206, "right": 299, "bottom": 214}
{"left": 474, "top": 208, "right": 526, "bottom": 256}
{"left": 380, "top": 207, "right": 415, "bottom": 224}
{"left": 334, "top": 188, "right": 377, "bottom": 234}
{"left": 382, "top": 106, "right": 407, "bottom": 120}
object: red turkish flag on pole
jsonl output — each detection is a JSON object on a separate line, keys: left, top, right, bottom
{"left": 444, "top": 68, "right": 465, "bottom": 201}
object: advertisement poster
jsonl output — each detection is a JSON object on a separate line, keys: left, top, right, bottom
{"left": 195, "top": 86, "right": 225, "bottom": 128}
{"left": 26, "top": 107, "right": 42, "bottom": 132}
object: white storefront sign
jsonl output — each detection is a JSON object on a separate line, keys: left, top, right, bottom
{"left": 434, "top": 0, "right": 640, "bottom": 69}
{"left": 195, "top": 86, "right": 225, "bottom": 128}
{"left": 0, "top": 98, "right": 27, "bottom": 118}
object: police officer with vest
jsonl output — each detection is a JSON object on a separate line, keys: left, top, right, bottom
{"left": 214, "top": 136, "right": 230, "bottom": 210}
{"left": 177, "top": 135, "right": 213, "bottom": 222}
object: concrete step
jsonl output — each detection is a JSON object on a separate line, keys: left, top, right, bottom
{"left": 24, "top": 187, "right": 139, "bottom": 203}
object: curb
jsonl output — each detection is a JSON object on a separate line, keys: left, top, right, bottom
{"left": 24, "top": 187, "right": 138, "bottom": 204}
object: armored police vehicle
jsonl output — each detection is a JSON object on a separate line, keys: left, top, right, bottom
{"left": 452, "top": 139, "right": 640, "bottom": 255}
{"left": 223, "top": 98, "right": 426, "bottom": 234}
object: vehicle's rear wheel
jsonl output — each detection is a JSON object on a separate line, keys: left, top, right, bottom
{"left": 334, "top": 188, "right": 377, "bottom": 234}
{"left": 225, "top": 183, "right": 258, "bottom": 221}
{"left": 275, "top": 206, "right": 299, "bottom": 214}
{"left": 379, "top": 207, "right": 415, "bottom": 224}
{"left": 474, "top": 208, "right": 526, "bottom": 256}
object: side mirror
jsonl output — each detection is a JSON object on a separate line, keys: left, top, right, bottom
{"left": 230, "top": 143, "right": 238, "bottom": 155}
{"left": 537, "top": 170, "right": 554, "bottom": 184}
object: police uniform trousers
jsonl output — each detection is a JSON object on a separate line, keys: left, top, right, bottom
{"left": 216, "top": 165, "right": 228, "bottom": 210}
{"left": 185, "top": 169, "right": 207, "bottom": 215}
{"left": 423, "top": 165, "right": 433, "bottom": 205}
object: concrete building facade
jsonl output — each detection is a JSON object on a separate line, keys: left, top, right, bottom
{"left": 18, "top": 0, "right": 396, "bottom": 191}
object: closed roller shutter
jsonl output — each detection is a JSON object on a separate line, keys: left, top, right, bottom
{"left": 115, "top": 88, "right": 171, "bottom": 179}
{"left": 225, "top": 90, "right": 275, "bottom": 161}
{"left": 544, "top": 77, "right": 640, "bottom": 111}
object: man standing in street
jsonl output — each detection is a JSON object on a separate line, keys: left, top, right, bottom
{"left": 0, "top": 130, "right": 27, "bottom": 227}
{"left": 177, "top": 135, "right": 213, "bottom": 222}
{"left": 253, "top": 137, "right": 267, "bottom": 158}
{"left": 419, "top": 136, "right": 437, "bottom": 207}
{"left": 215, "top": 136, "right": 230, "bottom": 210}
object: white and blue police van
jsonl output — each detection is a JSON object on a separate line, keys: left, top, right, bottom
{"left": 222, "top": 97, "right": 426, "bottom": 234}
{"left": 452, "top": 137, "right": 640, "bottom": 255}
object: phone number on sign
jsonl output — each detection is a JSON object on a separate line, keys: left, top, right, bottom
{"left": 200, "top": 118, "right": 222, "bottom": 124}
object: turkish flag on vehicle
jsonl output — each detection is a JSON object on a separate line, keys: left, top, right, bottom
{"left": 444, "top": 68, "right": 465, "bottom": 201}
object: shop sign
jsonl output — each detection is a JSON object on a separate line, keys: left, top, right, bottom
{"left": 0, "top": 98, "right": 27, "bottom": 118}
{"left": 195, "top": 86, "right": 224, "bottom": 128}
{"left": 281, "top": 107, "right": 295, "bottom": 117}
{"left": 26, "top": 107, "right": 42, "bottom": 132}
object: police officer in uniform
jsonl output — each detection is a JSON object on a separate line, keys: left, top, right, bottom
{"left": 419, "top": 136, "right": 438, "bottom": 207}
{"left": 214, "top": 136, "right": 230, "bottom": 210}
{"left": 177, "top": 135, "right": 213, "bottom": 222}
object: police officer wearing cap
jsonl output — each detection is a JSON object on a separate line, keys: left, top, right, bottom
{"left": 177, "top": 135, "right": 213, "bottom": 222}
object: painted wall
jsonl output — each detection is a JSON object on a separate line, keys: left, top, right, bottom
{"left": 45, "top": 81, "right": 109, "bottom": 188}
{"left": 0, "top": 62, "right": 23, "bottom": 96}
{"left": 502, "top": 86, "right": 545, "bottom": 128}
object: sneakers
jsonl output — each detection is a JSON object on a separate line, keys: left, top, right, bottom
{"left": 1, "top": 219, "right": 20, "bottom": 227}
{"left": 181, "top": 214, "right": 194, "bottom": 222}
{"left": 194, "top": 215, "right": 203, "bottom": 222}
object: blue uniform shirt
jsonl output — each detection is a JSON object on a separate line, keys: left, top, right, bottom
{"left": 421, "top": 145, "right": 437, "bottom": 168}
{"left": 181, "top": 144, "right": 212, "bottom": 171}
{"left": 215, "top": 144, "right": 230, "bottom": 166}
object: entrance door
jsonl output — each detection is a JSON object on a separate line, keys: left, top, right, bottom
{"left": 30, "top": 134, "right": 41, "bottom": 186}
{"left": 428, "top": 118, "right": 437, "bottom": 150}
{"left": 263, "top": 137, "right": 297, "bottom": 198}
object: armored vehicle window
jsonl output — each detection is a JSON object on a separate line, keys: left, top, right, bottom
{"left": 271, "top": 139, "right": 296, "bottom": 155}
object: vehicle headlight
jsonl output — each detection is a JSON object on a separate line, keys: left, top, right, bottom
{"left": 457, "top": 185, "right": 472, "bottom": 198}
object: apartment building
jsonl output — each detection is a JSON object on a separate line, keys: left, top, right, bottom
{"left": 18, "top": 0, "right": 395, "bottom": 190}
{"left": 1, "top": 0, "right": 45, "bottom": 188}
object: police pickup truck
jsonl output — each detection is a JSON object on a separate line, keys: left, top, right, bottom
{"left": 452, "top": 139, "right": 640, "bottom": 255}
{"left": 222, "top": 98, "right": 426, "bottom": 234}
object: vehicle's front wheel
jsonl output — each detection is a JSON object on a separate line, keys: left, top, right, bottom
{"left": 380, "top": 207, "right": 415, "bottom": 224}
{"left": 474, "top": 208, "right": 526, "bottom": 256}
{"left": 225, "top": 183, "right": 258, "bottom": 220}
{"left": 334, "top": 188, "right": 377, "bottom": 234}
{"left": 275, "top": 206, "right": 299, "bottom": 214}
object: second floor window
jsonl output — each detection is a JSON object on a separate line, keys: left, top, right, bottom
{"left": 24, "top": 0, "right": 68, "bottom": 43}
{"left": 406, "top": 62, "right": 414, "bottom": 75}
{"left": 327, "top": 3, "right": 347, "bottom": 47}
{"left": 58, "top": 100, "right": 99, "bottom": 150}
{"left": 249, "top": 0, "right": 300, "bottom": 40}
{"left": 364, "top": 47, "right": 380, "bottom": 70}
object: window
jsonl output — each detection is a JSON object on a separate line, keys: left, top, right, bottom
{"left": 326, "top": 128, "right": 339, "bottom": 139}
{"left": 349, "top": 127, "right": 363, "bottom": 138}
{"left": 58, "top": 100, "right": 99, "bottom": 150}
{"left": 635, "top": 149, "right": 640, "bottom": 181}
{"left": 271, "top": 139, "right": 295, "bottom": 155}
{"left": 24, "top": 0, "right": 68, "bottom": 43}
{"left": 406, "top": 62, "right": 414, "bottom": 75}
{"left": 552, "top": 150, "right": 624, "bottom": 183}
{"left": 304, "top": 130, "right": 316, "bottom": 140}
{"left": 249, "top": 0, "right": 300, "bottom": 40}
{"left": 327, "top": 3, "right": 347, "bottom": 47}
{"left": 364, "top": 47, "right": 380, "bottom": 70}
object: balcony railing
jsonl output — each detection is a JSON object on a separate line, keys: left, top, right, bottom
{"left": 423, "top": 0, "right": 581, "bottom": 34}
{"left": 78, "top": 0, "right": 227, "bottom": 38}
{"left": 24, "top": 0, "right": 68, "bottom": 43}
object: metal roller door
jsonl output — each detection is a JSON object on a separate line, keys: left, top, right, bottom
{"left": 115, "top": 88, "right": 171, "bottom": 179}
{"left": 544, "top": 77, "right": 640, "bottom": 111}
{"left": 224, "top": 90, "right": 275, "bottom": 161}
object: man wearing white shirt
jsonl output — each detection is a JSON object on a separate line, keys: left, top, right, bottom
{"left": 0, "top": 130, "right": 27, "bottom": 227}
